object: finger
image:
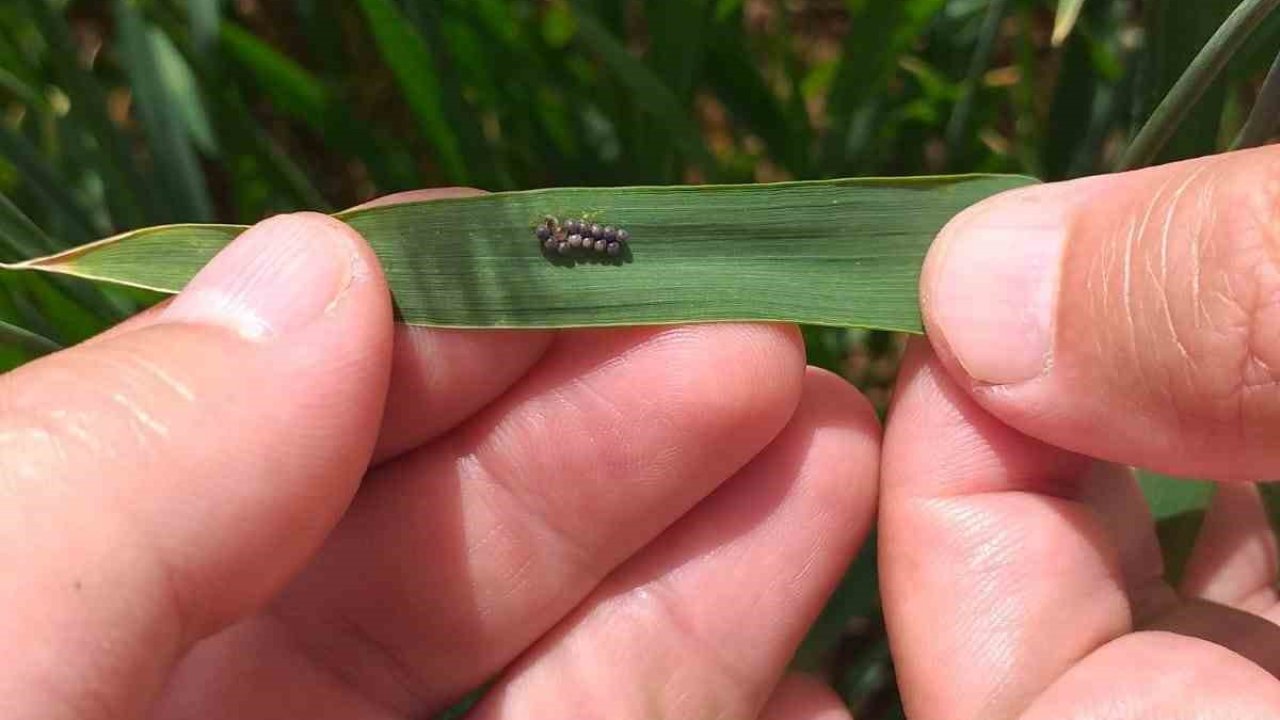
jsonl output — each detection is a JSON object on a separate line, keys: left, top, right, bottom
{"left": 93, "top": 187, "right": 553, "bottom": 463}
{"left": 1181, "top": 484, "right": 1279, "bottom": 617}
{"left": 758, "top": 674, "right": 854, "bottom": 720}
{"left": 159, "top": 323, "right": 808, "bottom": 717}
{"left": 921, "top": 145, "right": 1280, "bottom": 480}
{"left": 880, "top": 340, "right": 1174, "bottom": 720}
{"left": 467, "top": 369, "right": 879, "bottom": 720}
{"left": 1020, "top": 633, "right": 1280, "bottom": 719}
{"left": 346, "top": 186, "right": 556, "bottom": 461}
{"left": 0, "top": 213, "right": 393, "bottom": 717}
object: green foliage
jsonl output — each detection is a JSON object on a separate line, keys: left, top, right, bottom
{"left": 1, "top": 2, "right": 1277, "bottom": 717}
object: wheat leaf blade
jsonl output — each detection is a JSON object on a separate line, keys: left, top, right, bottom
{"left": 3, "top": 175, "right": 1035, "bottom": 333}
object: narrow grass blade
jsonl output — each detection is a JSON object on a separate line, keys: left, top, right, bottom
{"left": 1122, "top": 0, "right": 1280, "bottom": 170}
{"left": 0, "top": 317, "right": 62, "bottom": 357}
{"left": 571, "top": 7, "right": 718, "bottom": 173}
{"left": 1233, "top": 50, "right": 1280, "bottom": 148}
{"left": 0, "top": 191, "right": 57, "bottom": 260}
{"left": 1052, "top": 0, "right": 1087, "bottom": 47}
{"left": 1, "top": 175, "right": 1035, "bottom": 332}
{"left": 821, "top": 0, "right": 948, "bottom": 172}
{"left": 705, "top": 15, "right": 809, "bottom": 175}
{"left": 115, "top": 0, "right": 215, "bottom": 222}
{"left": 356, "top": 0, "right": 469, "bottom": 184}
{"left": 21, "top": 0, "right": 156, "bottom": 227}
{"left": 0, "top": 123, "right": 101, "bottom": 241}
{"left": 218, "top": 22, "right": 420, "bottom": 192}
{"left": 946, "top": 0, "right": 1014, "bottom": 162}
{"left": 189, "top": 0, "right": 222, "bottom": 54}
{"left": 1138, "top": 471, "right": 1215, "bottom": 585}
{"left": 1261, "top": 483, "right": 1280, "bottom": 539}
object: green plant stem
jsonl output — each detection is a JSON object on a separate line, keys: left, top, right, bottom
{"left": 1232, "top": 49, "right": 1280, "bottom": 148}
{"left": 1119, "top": 0, "right": 1280, "bottom": 170}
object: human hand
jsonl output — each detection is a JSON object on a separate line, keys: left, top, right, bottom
{"left": 882, "top": 146, "right": 1280, "bottom": 719}
{"left": 0, "top": 189, "right": 880, "bottom": 719}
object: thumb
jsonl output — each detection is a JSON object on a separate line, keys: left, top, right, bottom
{"left": 921, "top": 145, "right": 1280, "bottom": 481}
{"left": 0, "top": 213, "right": 392, "bottom": 717}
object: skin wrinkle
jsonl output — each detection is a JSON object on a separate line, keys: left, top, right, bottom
{"left": 612, "top": 582, "right": 761, "bottom": 717}
{"left": 109, "top": 393, "right": 170, "bottom": 439}
{"left": 1157, "top": 163, "right": 1211, "bottom": 376}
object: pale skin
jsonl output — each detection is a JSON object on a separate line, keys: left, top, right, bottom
{"left": 0, "top": 146, "right": 1277, "bottom": 719}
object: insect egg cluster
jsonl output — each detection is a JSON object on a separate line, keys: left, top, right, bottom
{"left": 535, "top": 217, "right": 629, "bottom": 259}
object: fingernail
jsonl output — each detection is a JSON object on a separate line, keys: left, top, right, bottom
{"left": 162, "top": 213, "right": 364, "bottom": 340}
{"left": 923, "top": 186, "right": 1070, "bottom": 385}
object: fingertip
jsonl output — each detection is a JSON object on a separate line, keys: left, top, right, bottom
{"left": 758, "top": 674, "right": 852, "bottom": 720}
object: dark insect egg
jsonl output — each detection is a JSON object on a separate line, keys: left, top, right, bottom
{"left": 594, "top": 239, "right": 607, "bottom": 253}
{"left": 567, "top": 233, "right": 584, "bottom": 249}
{"left": 602, "top": 226, "right": 618, "bottom": 242}
{"left": 615, "top": 228, "right": 630, "bottom": 244}
{"left": 564, "top": 218, "right": 582, "bottom": 235}
{"left": 543, "top": 237, "right": 559, "bottom": 252}
{"left": 535, "top": 225, "right": 551, "bottom": 241}
{"left": 557, "top": 241, "right": 571, "bottom": 255}
{"left": 606, "top": 241, "right": 622, "bottom": 257}
{"left": 588, "top": 223, "right": 602, "bottom": 239}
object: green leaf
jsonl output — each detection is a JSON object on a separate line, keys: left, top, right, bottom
{"left": 571, "top": 6, "right": 718, "bottom": 174}
{"left": 1260, "top": 482, "right": 1280, "bottom": 538}
{"left": 0, "top": 122, "right": 102, "bottom": 242}
{"left": 217, "top": 21, "right": 420, "bottom": 192}
{"left": 189, "top": 0, "right": 222, "bottom": 54}
{"left": 1138, "top": 470, "right": 1215, "bottom": 586}
{"left": 945, "top": 0, "right": 1014, "bottom": 164}
{"left": 1233, "top": 50, "right": 1280, "bottom": 148}
{"left": 1125, "top": 0, "right": 1280, "bottom": 169}
{"left": 705, "top": 15, "right": 809, "bottom": 175}
{"left": 20, "top": 0, "right": 156, "bottom": 228}
{"left": 2, "top": 174, "right": 1034, "bottom": 332}
{"left": 0, "top": 189, "right": 56, "bottom": 260}
{"left": 1052, "top": 0, "right": 1087, "bottom": 47}
{"left": 148, "top": 27, "right": 217, "bottom": 155}
{"left": 114, "top": 0, "right": 215, "bottom": 222}
{"left": 0, "top": 316, "right": 61, "bottom": 357}
{"left": 821, "top": 0, "right": 948, "bottom": 172}
{"left": 355, "top": 0, "right": 469, "bottom": 184}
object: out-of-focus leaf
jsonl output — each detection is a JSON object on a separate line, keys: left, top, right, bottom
{"left": 218, "top": 22, "right": 419, "bottom": 191}
{"left": 189, "top": 0, "right": 222, "bottom": 54}
{"left": 1234, "top": 50, "right": 1280, "bottom": 148}
{"left": 114, "top": 0, "right": 214, "bottom": 222}
{"left": 822, "top": 0, "right": 948, "bottom": 172}
{"left": 571, "top": 6, "right": 718, "bottom": 174}
{"left": 1139, "top": 470, "right": 1215, "bottom": 586}
{"left": 1053, "top": 0, "right": 1087, "bottom": 47}
{"left": 1131, "top": 0, "right": 1268, "bottom": 166}
{"left": 0, "top": 190, "right": 54, "bottom": 259}
{"left": 149, "top": 27, "right": 217, "bottom": 155}
{"left": 0, "top": 122, "right": 101, "bottom": 241}
{"left": 945, "top": 0, "right": 1013, "bottom": 164}
{"left": 0, "top": 316, "right": 61, "bottom": 357}
{"left": 356, "top": 0, "right": 469, "bottom": 184}
{"left": 706, "top": 13, "right": 809, "bottom": 175}
{"left": 19, "top": 0, "right": 156, "bottom": 228}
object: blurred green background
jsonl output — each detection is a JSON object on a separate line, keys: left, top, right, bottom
{"left": 1, "top": 0, "right": 1276, "bottom": 716}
